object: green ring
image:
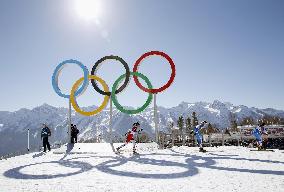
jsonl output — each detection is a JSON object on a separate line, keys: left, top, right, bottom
{"left": 112, "top": 72, "right": 153, "bottom": 114}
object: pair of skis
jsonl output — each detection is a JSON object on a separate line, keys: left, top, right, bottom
{"left": 115, "top": 149, "right": 140, "bottom": 155}
{"left": 250, "top": 149, "right": 275, "bottom": 152}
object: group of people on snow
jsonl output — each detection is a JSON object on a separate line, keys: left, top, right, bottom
{"left": 40, "top": 123, "right": 79, "bottom": 152}
{"left": 115, "top": 121, "right": 209, "bottom": 153}
{"left": 191, "top": 121, "right": 269, "bottom": 152}
{"left": 115, "top": 120, "right": 269, "bottom": 153}
{"left": 40, "top": 120, "right": 269, "bottom": 153}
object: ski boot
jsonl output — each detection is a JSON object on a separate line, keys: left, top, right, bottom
{"left": 115, "top": 147, "right": 121, "bottom": 154}
{"left": 133, "top": 149, "right": 139, "bottom": 155}
{"left": 257, "top": 146, "right": 263, "bottom": 151}
{"left": 199, "top": 147, "right": 207, "bottom": 152}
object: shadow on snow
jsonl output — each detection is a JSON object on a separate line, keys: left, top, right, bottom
{"left": 3, "top": 148, "right": 284, "bottom": 180}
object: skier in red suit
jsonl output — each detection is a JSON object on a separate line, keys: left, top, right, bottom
{"left": 116, "top": 122, "right": 142, "bottom": 154}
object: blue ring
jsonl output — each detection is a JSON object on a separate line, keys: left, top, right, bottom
{"left": 52, "top": 59, "right": 89, "bottom": 99}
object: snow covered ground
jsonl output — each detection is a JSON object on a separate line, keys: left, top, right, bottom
{"left": 0, "top": 143, "right": 283, "bottom": 192}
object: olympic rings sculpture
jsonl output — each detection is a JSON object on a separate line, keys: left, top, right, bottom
{"left": 52, "top": 51, "right": 176, "bottom": 116}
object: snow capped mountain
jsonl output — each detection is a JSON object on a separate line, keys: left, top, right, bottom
{"left": 0, "top": 100, "right": 283, "bottom": 156}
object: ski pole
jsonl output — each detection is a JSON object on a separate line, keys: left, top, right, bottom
{"left": 27, "top": 129, "right": 30, "bottom": 151}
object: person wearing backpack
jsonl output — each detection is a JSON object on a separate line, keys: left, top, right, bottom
{"left": 41, "top": 123, "right": 51, "bottom": 152}
{"left": 71, "top": 124, "right": 79, "bottom": 143}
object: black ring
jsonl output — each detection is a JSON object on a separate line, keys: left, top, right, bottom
{"left": 91, "top": 55, "right": 130, "bottom": 96}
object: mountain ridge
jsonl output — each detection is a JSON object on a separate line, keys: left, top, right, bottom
{"left": 0, "top": 100, "right": 283, "bottom": 156}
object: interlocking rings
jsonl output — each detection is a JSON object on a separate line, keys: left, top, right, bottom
{"left": 52, "top": 59, "right": 89, "bottom": 99}
{"left": 112, "top": 72, "right": 153, "bottom": 114}
{"left": 52, "top": 51, "right": 175, "bottom": 116}
{"left": 70, "top": 75, "right": 110, "bottom": 116}
{"left": 91, "top": 55, "right": 130, "bottom": 96}
{"left": 133, "top": 51, "right": 176, "bottom": 94}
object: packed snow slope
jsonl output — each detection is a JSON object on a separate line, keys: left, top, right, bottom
{"left": 0, "top": 143, "right": 283, "bottom": 192}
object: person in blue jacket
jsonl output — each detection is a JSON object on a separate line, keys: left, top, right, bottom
{"left": 191, "top": 121, "right": 208, "bottom": 152}
{"left": 41, "top": 123, "right": 51, "bottom": 152}
{"left": 252, "top": 123, "right": 268, "bottom": 150}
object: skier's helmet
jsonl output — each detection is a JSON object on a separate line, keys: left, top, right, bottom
{"left": 133, "top": 122, "right": 140, "bottom": 127}
{"left": 132, "top": 122, "right": 140, "bottom": 132}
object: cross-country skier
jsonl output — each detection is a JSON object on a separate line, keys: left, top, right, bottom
{"left": 252, "top": 123, "right": 268, "bottom": 150}
{"left": 260, "top": 123, "right": 269, "bottom": 149}
{"left": 116, "top": 122, "right": 143, "bottom": 154}
{"left": 191, "top": 121, "right": 208, "bottom": 152}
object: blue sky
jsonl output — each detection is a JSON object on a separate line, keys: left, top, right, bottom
{"left": 0, "top": 0, "right": 283, "bottom": 111}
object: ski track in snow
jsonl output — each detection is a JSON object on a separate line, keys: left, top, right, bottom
{"left": 0, "top": 144, "right": 283, "bottom": 192}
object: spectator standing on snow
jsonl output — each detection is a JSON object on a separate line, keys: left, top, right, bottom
{"left": 71, "top": 124, "right": 79, "bottom": 143}
{"left": 41, "top": 123, "right": 51, "bottom": 152}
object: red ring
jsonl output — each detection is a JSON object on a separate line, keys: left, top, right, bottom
{"left": 133, "top": 51, "right": 176, "bottom": 94}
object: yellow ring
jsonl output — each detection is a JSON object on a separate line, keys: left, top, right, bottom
{"left": 70, "top": 75, "right": 110, "bottom": 116}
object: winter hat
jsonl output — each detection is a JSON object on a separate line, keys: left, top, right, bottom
{"left": 133, "top": 122, "right": 140, "bottom": 127}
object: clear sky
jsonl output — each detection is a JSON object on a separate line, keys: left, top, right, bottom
{"left": 0, "top": 0, "right": 283, "bottom": 111}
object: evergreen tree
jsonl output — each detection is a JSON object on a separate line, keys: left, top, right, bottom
{"left": 207, "top": 123, "right": 215, "bottom": 134}
{"left": 207, "top": 123, "right": 215, "bottom": 146}
{"left": 177, "top": 116, "right": 184, "bottom": 132}
{"left": 177, "top": 116, "right": 185, "bottom": 144}
{"left": 241, "top": 117, "right": 254, "bottom": 126}
{"left": 231, "top": 120, "right": 238, "bottom": 132}
{"left": 280, "top": 118, "right": 284, "bottom": 125}
{"left": 261, "top": 115, "right": 282, "bottom": 125}
{"left": 185, "top": 117, "right": 192, "bottom": 133}
{"left": 167, "top": 122, "right": 174, "bottom": 134}
{"left": 229, "top": 112, "right": 238, "bottom": 132}
{"left": 192, "top": 112, "right": 199, "bottom": 127}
